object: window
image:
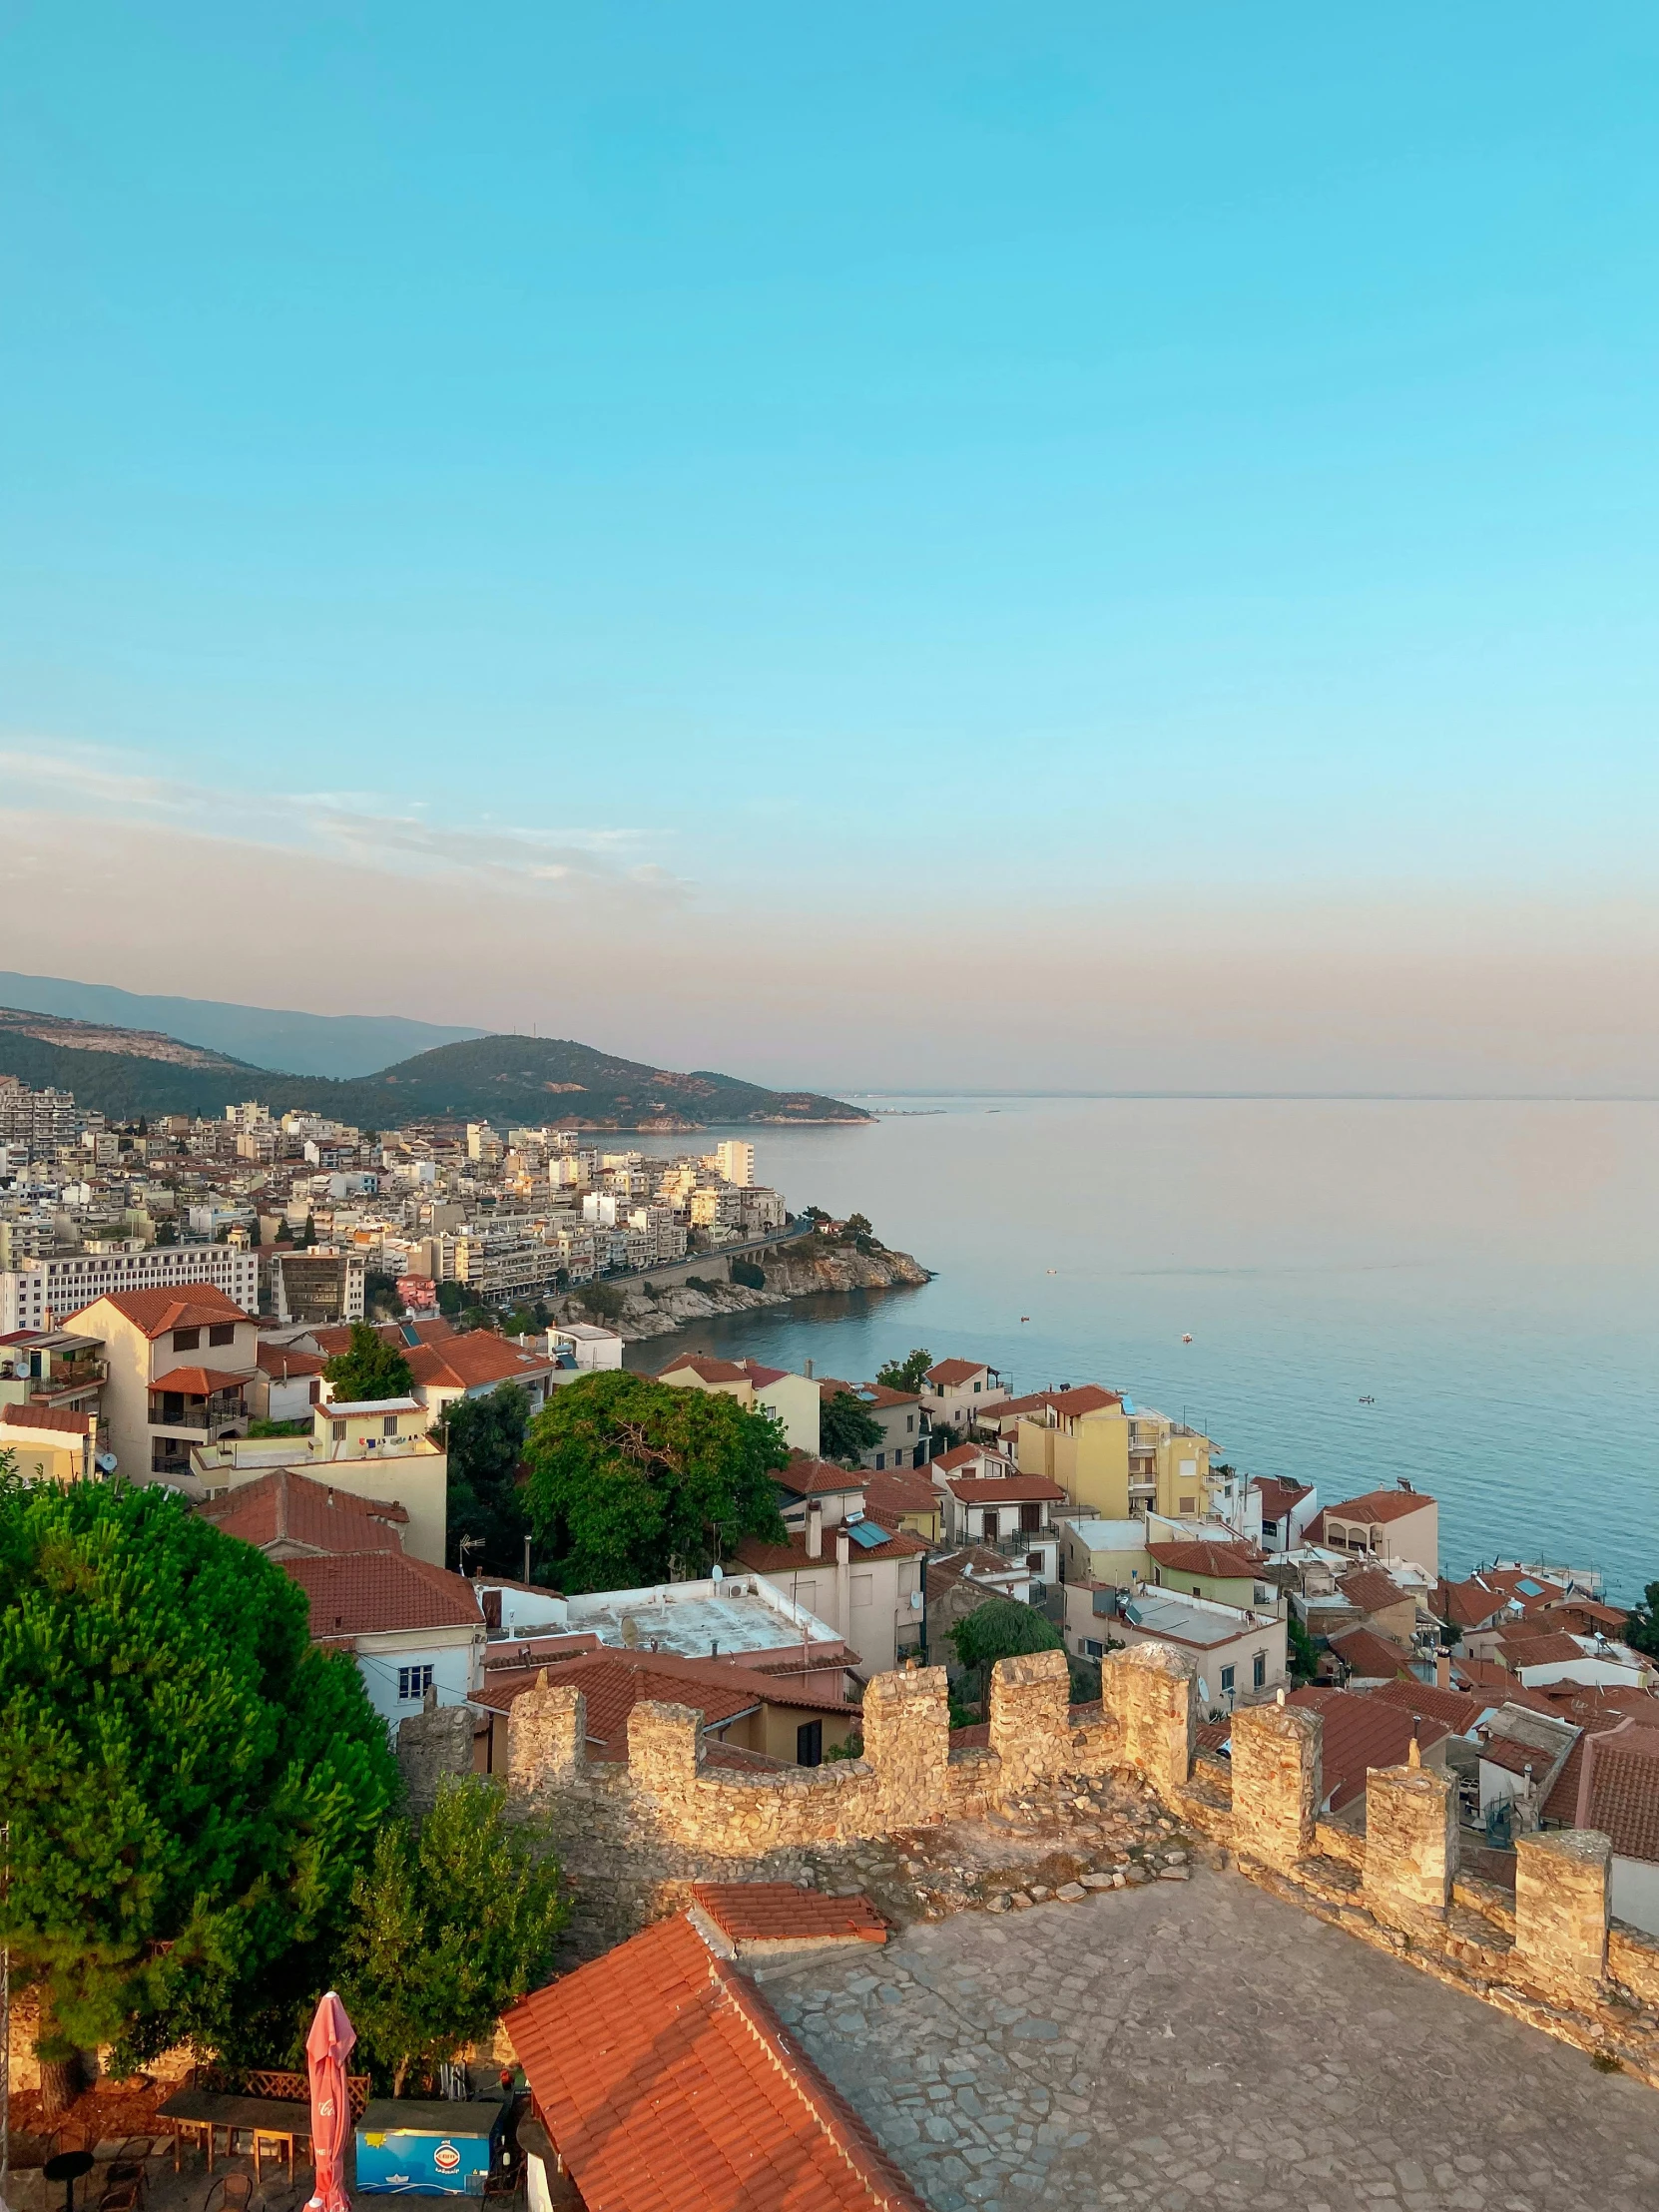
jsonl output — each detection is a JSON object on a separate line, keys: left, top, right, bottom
{"left": 796, "top": 1719, "right": 823, "bottom": 1767}
{"left": 874, "top": 1451, "right": 885, "bottom": 1470}
{"left": 383, "top": 1414, "right": 399, "bottom": 1436}
{"left": 397, "top": 1664, "right": 434, "bottom": 1702}
{"left": 1253, "top": 1651, "right": 1267, "bottom": 1690}
{"left": 1179, "top": 1495, "right": 1197, "bottom": 1515}
{"left": 1084, "top": 1638, "right": 1104, "bottom": 1658}
{"left": 173, "top": 1327, "right": 201, "bottom": 1351}
{"left": 905, "top": 1415, "right": 914, "bottom": 1432}
{"left": 1220, "top": 1664, "right": 1236, "bottom": 1695}
{"left": 331, "top": 1420, "right": 346, "bottom": 1443}
{"left": 209, "top": 1323, "right": 235, "bottom": 1348}
{"left": 973, "top": 1380, "right": 981, "bottom": 1392}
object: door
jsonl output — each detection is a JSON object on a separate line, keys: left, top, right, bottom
{"left": 797, "top": 1720, "right": 823, "bottom": 1767}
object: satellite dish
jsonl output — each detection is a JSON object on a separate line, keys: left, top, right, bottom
{"left": 96, "top": 1451, "right": 119, "bottom": 1473}
{"left": 1197, "top": 1677, "right": 1211, "bottom": 1705}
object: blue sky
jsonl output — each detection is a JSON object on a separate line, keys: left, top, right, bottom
{"left": 4, "top": 6, "right": 1657, "bottom": 1088}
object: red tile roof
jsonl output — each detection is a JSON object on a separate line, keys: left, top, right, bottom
{"left": 1328, "top": 1627, "right": 1417, "bottom": 1682}
{"left": 71, "top": 1284, "right": 251, "bottom": 1338}
{"left": 150, "top": 1366, "right": 255, "bottom": 1395}
{"left": 504, "top": 1914, "right": 925, "bottom": 2212}
{"left": 690, "top": 1884, "right": 888, "bottom": 1947}
{"left": 943, "top": 1475, "right": 1064, "bottom": 1504}
{"left": 932, "top": 1442, "right": 1013, "bottom": 1474}
{"left": 283, "top": 1552, "right": 483, "bottom": 1641}
{"left": 660, "top": 1353, "right": 753, "bottom": 1385}
{"left": 1574, "top": 1720, "right": 1659, "bottom": 1859}
{"left": 1287, "top": 1686, "right": 1451, "bottom": 1813}
{"left": 1337, "top": 1566, "right": 1410, "bottom": 1616}
{"left": 199, "top": 1467, "right": 407, "bottom": 1557}
{"left": 407, "top": 1333, "right": 555, "bottom": 1392}
{"left": 255, "top": 1342, "right": 327, "bottom": 1379}
{"left": 1498, "top": 1632, "right": 1589, "bottom": 1670}
{"left": 775, "top": 1456, "right": 866, "bottom": 1498}
{"left": 1368, "top": 1678, "right": 1487, "bottom": 1736}
{"left": 1149, "top": 1540, "right": 1262, "bottom": 1579}
{"left": 1254, "top": 1476, "right": 1313, "bottom": 1522}
{"left": 861, "top": 1470, "right": 940, "bottom": 1521}
{"left": 735, "top": 1527, "right": 928, "bottom": 1572}
{"left": 924, "top": 1359, "right": 991, "bottom": 1387}
{"left": 1324, "top": 1486, "right": 1435, "bottom": 1526}
{"left": 0, "top": 1402, "right": 92, "bottom": 1434}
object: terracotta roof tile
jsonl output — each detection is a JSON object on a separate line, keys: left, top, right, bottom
{"left": 1579, "top": 1722, "right": 1659, "bottom": 1859}
{"left": 504, "top": 1914, "right": 926, "bottom": 2212}
{"left": 924, "top": 1359, "right": 992, "bottom": 1387}
{"left": 1324, "top": 1486, "right": 1435, "bottom": 1525}
{"left": 735, "top": 1527, "right": 928, "bottom": 1572}
{"left": 0, "top": 1402, "right": 92, "bottom": 1434}
{"left": 1498, "top": 1632, "right": 1588, "bottom": 1669}
{"left": 1149, "top": 1540, "right": 1263, "bottom": 1579}
{"left": 199, "top": 1467, "right": 406, "bottom": 1557}
{"left": 1254, "top": 1476, "right": 1313, "bottom": 1521}
{"left": 1329, "top": 1627, "right": 1417, "bottom": 1682}
{"left": 1337, "top": 1567, "right": 1410, "bottom": 1616}
{"left": 690, "top": 1884, "right": 888, "bottom": 1946}
{"left": 283, "top": 1552, "right": 483, "bottom": 1640}
{"left": 943, "top": 1475, "right": 1063, "bottom": 1503}
{"left": 1287, "top": 1686, "right": 1450, "bottom": 1813}
{"left": 1368, "top": 1678, "right": 1487, "bottom": 1735}
{"left": 660, "top": 1353, "right": 753, "bottom": 1384}
{"left": 775, "top": 1456, "right": 867, "bottom": 1498}
{"left": 407, "top": 1333, "right": 555, "bottom": 1391}
{"left": 69, "top": 1284, "right": 251, "bottom": 1338}
{"left": 150, "top": 1366, "right": 255, "bottom": 1395}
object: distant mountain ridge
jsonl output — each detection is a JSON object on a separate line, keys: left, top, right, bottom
{"left": 0, "top": 971, "right": 483, "bottom": 1076}
{"left": 0, "top": 1005, "right": 870, "bottom": 1129}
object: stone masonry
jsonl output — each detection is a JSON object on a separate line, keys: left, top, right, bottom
{"left": 402, "top": 1636, "right": 1659, "bottom": 2085}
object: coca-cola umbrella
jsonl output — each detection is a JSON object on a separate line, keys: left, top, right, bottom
{"left": 304, "top": 1990, "right": 357, "bottom": 2212}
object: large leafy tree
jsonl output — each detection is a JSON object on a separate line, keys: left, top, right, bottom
{"left": 821, "top": 1389, "right": 883, "bottom": 1467}
{"left": 338, "top": 1777, "right": 566, "bottom": 2096}
{"left": 1625, "top": 1580, "right": 1659, "bottom": 1658}
{"left": 0, "top": 1472, "right": 399, "bottom": 2103}
{"left": 323, "top": 1322, "right": 413, "bottom": 1403}
{"left": 948, "top": 1595, "right": 1066, "bottom": 1711}
{"left": 443, "top": 1382, "right": 531, "bottom": 1575}
{"left": 875, "top": 1348, "right": 933, "bottom": 1393}
{"left": 523, "top": 1372, "right": 787, "bottom": 1590}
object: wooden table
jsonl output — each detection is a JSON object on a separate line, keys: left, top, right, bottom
{"left": 155, "top": 2090, "right": 313, "bottom": 2182}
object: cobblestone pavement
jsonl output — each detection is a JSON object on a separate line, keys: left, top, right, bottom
{"left": 753, "top": 1865, "right": 1659, "bottom": 2212}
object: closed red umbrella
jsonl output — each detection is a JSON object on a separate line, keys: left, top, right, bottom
{"left": 303, "top": 1990, "right": 356, "bottom": 2212}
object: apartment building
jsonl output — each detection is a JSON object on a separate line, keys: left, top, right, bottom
{"left": 0, "top": 1241, "right": 260, "bottom": 1333}
{"left": 819, "top": 1377, "right": 927, "bottom": 1471}
{"left": 191, "top": 1396, "right": 448, "bottom": 1565}
{"left": 1015, "top": 1386, "right": 1217, "bottom": 1522}
{"left": 1308, "top": 1482, "right": 1439, "bottom": 1575}
{"left": 64, "top": 1283, "right": 260, "bottom": 1480}
{"left": 734, "top": 1485, "right": 928, "bottom": 1678}
{"left": 921, "top": 1358, "right": 1009, "bottom": 1435}
{"left": 658, "top": 1352, "right": 823, "bottom": 1454}
{"left": 269, "top": 1247, "right": 366, "bottom": 1325}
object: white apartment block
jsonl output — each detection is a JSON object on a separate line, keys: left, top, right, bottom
{"left": 1, "top": 1243, "right": 262, "bottom": 1333}
{"left": 712, "top": 1140, "right": 755, "bottom": 1187}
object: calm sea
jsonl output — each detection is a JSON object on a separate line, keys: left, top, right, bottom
{"left": 621, "top": 1098, "right": 1659, "bottom": 1603}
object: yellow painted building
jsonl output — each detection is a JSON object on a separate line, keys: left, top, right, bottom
{"left": 1017, "top": 1399, "right": 1215, "bottom": 1521}
{"left": 0, "top": 1405, "right": 99, "bottom": 1483}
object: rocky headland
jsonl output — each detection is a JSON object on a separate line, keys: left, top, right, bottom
{"left": 549, "top": 1242, "right": 929, "bottom": 1343}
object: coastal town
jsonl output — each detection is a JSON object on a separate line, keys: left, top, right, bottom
{"left": 4, "top": 1063, "right": 1659, "bottom": 2212}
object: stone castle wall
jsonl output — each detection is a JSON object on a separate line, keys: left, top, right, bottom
{"left": 400, "top": 1643, "right": 1659, "bottom": 2086}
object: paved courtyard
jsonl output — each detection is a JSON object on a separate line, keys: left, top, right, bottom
{"left": 754, "top": 1866, "right": 1659, "bottom": 2212}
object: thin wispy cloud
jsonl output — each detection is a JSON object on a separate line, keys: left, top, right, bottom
{"left": 2, "top": 742, "right": 688, "bottom": 901}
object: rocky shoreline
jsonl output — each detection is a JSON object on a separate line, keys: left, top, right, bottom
{"left": 548, "top": 1244, "right": 929, "bottom": 1344}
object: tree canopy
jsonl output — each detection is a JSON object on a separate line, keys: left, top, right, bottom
{"left": 875, "top": 1348, "right": 932, "bottom": 1393}
{"left": 322, "top": 1321, "right": 413, "bottom": 1403}
{"left": 0, "top": 1471, "right": 399, "bottom": 2088}
{"left": 444, "top": 1382, "right": 531, "bottom": 1575}
{"left": 948, "top": 1595, "right": 1065, "bottom": 1679}
{"left": 522, "top": 1371, "right": 787, "bottom": 1591}
{"left": 1625, "top": 1581, "right": 1659, "bottom": 1658}
{"left": 821, "top": 1388, "right": 883, "bottom": 1467}
{"left": 338, "top": 1777, "right": 565, "bottom": 2097}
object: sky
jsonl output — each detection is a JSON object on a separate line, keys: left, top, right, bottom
{"left": 4, "top": 5, "right": 1658, "bottom": 1093}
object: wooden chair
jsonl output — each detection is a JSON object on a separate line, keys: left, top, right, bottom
{"left": 97, "top": 2178, "right": 145, "bottom": 2212}
{"left": 200, "top": 2174, "right": 254, "bottom": 2212}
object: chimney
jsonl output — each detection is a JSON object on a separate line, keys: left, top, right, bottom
{"left": 804, "top": 1358, "right": 814, "bottom": 1380}
{"left": 1435, "top": 1650, "right": 1451, "bottom": 1691}
{"left": 835, "top": 1527, "right": 850, "bottom": 1567}
{"left": 807, "top": 1498, "right": 823, "bottom": 1560}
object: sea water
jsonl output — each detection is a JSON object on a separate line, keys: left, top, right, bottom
{"left": 621, "top": 1097, "right": 1659, "bottom": 1601}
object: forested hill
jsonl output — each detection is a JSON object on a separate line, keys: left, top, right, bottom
{"left": 0, "top": 1008, "right": 869, "bottom": 1128}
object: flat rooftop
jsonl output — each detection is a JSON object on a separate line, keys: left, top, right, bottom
{"left": 565, "top": 1585, "right": 834, "bottom": 1657}
{"left": 1123, "top": 1589, "right": 1255, "bottom": 1647}
{"left": 755, "top": 1867, "right": 1658, "bottom": 2212}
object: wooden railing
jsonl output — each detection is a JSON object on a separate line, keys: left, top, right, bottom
{"left": 190, "top": 2065, "right": 371, "bottom": 2119}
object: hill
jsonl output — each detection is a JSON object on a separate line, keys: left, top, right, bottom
{"left": 0, "top": 971, "right": 483, "bottom": 1076}
{"left": 0, "top": 1008, "right": 870, "bottom": 1129}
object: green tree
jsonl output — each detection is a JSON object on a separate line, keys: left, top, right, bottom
{"left": 338, "top": 1778, "right": 566, "bottom": 2097}
{"left": 821, "top": 1389, "right": 883, "bottom": 1466}
{"left": 575, "top": 1280, "right": 625, "bottom": 1321}
{"left": 444, "top": 1383, "right": 531, "bottom": 1575}
{"left": 1624, "top": 1581, "right": 1659, "bottom": 1659}
{"left": 875, "top": 1348, "right": 932, "bottom": 1393}
{"left": 0, "top": 1472, "right": 399, "bottom": 2105}
{"left": 436, "top": 1281, "right": 467, "bottom": 1318}
{"left": 523, "top": 1372, "right": 787, "bottom": 1591}
{"left": 364, "top": 1271, "right": 403, "bottom": 1319}
{"left": 948, "top": 1596, "right": 1065, "bottom": 1710}
{"left": 1287, "top": 1610, "right": 1322, "bottom": 1683}
{"left": 322, "top": 1321, "right": 413, "bottom": 1403}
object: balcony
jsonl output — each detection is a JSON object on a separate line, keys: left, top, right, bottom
{"left": 149, "top": 1397, "right": 247, "bottom": 1435}
{"left": 985, "top": 1529, "right": 1057, "bottom": 1562}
